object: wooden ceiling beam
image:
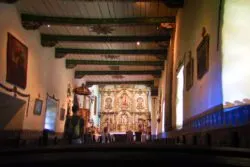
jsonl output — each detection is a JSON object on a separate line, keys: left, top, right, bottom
{"left": 56, "top": 48, "right": 167, "bottom": 58}
{"left": 86, "top": 80, "right": 154, "bottom": 87}
{"left": 62, "top": 0, "right": 161, "bottom": 2}
{"left": 66, "top": 60, "right": 164, "bottom": 69}
{"left": 75, "top": 70, "right": 161, "bottom": 78}
{"left": 0, "top": 0, "right": 18, "bottom": 3}
{"left": 163, "top": 0, "right": 184, "bottom": 8}
{"left": 21, "top": 14, "right": 176, "bottom": 30}
{"left": 41, "top": 34, "right": 171, "bottom": 47}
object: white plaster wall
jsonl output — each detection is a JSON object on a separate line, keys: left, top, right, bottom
{"left": 157, "top": 60, "right": 167, "bottom": 134}
{"left": 0, "top": 4, "right": 74, "bottom": 133}
{"left": 172, "top": 0, "right": 223, "bottom": 123}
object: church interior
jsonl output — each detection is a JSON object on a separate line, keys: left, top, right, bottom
{"left": 1, "top": 0, "right": 250, "bottom": 165}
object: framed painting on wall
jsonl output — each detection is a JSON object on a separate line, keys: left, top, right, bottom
{"left": 197, "top": 34, "right": 209, "bottom": 80}
{"left": 33, "top": 99, "right": 43, "bottom": 115}
{"left": 185, "top": 51, "right": 194, "bottom": 91}
{"left": 6, "top": 33, "right": 28, "bottom": 89}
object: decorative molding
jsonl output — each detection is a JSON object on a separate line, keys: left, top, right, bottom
{"left": 0, "top": 83, "right": 30, "bottom": 117}
{"left": 75, "top": 70, "right": 162, "bottom": 78}
{"left": 41, "top": 34, "right": 171, "bottom": 47}
{"left": 89, "top": 25, "right": 115, "bottom": 35}
{"left": 66, "top": 60, "right": 164, "bottom": 69}
{"left": 55, "top": 48, "right": 167, "bottom": 58}
{"left": 21, "top": 14, "right": 176, "bottom": 30}
{"left": 86, "top": 80, "right": 154, "bottom": 87}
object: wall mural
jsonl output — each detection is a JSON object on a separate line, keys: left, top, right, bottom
{"left": 99, "top": 85, "right": 150, "bottom": 132}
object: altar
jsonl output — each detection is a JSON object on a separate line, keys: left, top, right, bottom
{"left": 99, "top": 85, "right": 151, "bottom": 133}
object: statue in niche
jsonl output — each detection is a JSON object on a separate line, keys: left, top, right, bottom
{"left": 136, "top": 97, "right": 144, "bottom": 110}
{"left": 138, "top": 89, "right": 143, "bottom": 95}
{"left": 120, "top": 114, "right": 128, "bottom": 132}
{"left": 107, "top": 89, "right": 112, "bottom": 96}
{"left": 67, "top": 83, "right": 72, "bottom": 97}
{"left": 120, "top": 92, "right": 129, "bottom": 110}
{"left": 102, "top": 118, "right": 109, "bottom": 130}
{"left": 137, "top": 119, "right": 146, "bottom": 132}
{"left": 105, "top": 97, "right": 112, "bottom": 110}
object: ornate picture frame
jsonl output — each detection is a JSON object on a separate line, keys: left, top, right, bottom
{"left": 6, "top": 33, "right": 28, "bottom": 89}
{"left": 197, "top": 34, "right": 209, "bottom": 80}
{"left": 185, "top": 51, "right": 194, "bottom": 91}
{"left": 33, "top": 98, "right": 43, "bottom": 115}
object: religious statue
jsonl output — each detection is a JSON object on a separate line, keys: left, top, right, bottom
{"left": 120, "top": 92, "right": 129, "bottom": 110}
{"left": 120, "top": 114, "right": 128, "bottom": 132}
{"left": 67, "top": 83, "right": 72, "bottom": 97}
{"left": 105, "top": 97, "right": 112, "bottom": 110}
{"left": 136, "top": 97, "right": 144, "bottom": 110}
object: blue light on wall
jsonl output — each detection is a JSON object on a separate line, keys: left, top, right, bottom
{"left": 190, "top": 105, "right": 250, "bottom": 130}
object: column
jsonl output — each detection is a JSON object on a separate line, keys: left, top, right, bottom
{"left": 151, "top": 96, "right": 158, "bottom": 138}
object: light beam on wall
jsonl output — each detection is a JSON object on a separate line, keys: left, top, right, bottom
{"left": 161, "top": 100, "right": 165, "bottom": 132}
{"left": 176, "top": 66, "right": 184, "bottom": 129}
{"left": 222, "top": 0, "right": 250, "bottom": 107}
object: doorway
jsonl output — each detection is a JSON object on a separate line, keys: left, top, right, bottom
{"left": 176, "top": 66, "right": 184, "bottom": 129}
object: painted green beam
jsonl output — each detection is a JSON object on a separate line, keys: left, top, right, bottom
{"left": 0, "top": 0, "right": 18, "bottom": 3}
{"left": 41, "top": 34, "right": 171, "bottom": 47}
{"left": 62, "top": 0, "right": 183, "bottom": 8}
{"left": 86, "top": 80, "right": 154, "bottom": 87}
{"left": 21, "top": 14, "right": 176, "bottom": 30}
{"left": 56, "top": 48, "right": 167, "bottom": 58}
{"left": 62, "top": 0, "right": 160, "bottom": 2}
{"left": 75, "top": 70, "right": 161, "bottom": 78}
{"left": 66, "top": 60, "right": 164, "bottom": 68}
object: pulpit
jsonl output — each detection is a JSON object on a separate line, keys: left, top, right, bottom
{"left": 79, "top": 108, "right": 90, "bottom": 133}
